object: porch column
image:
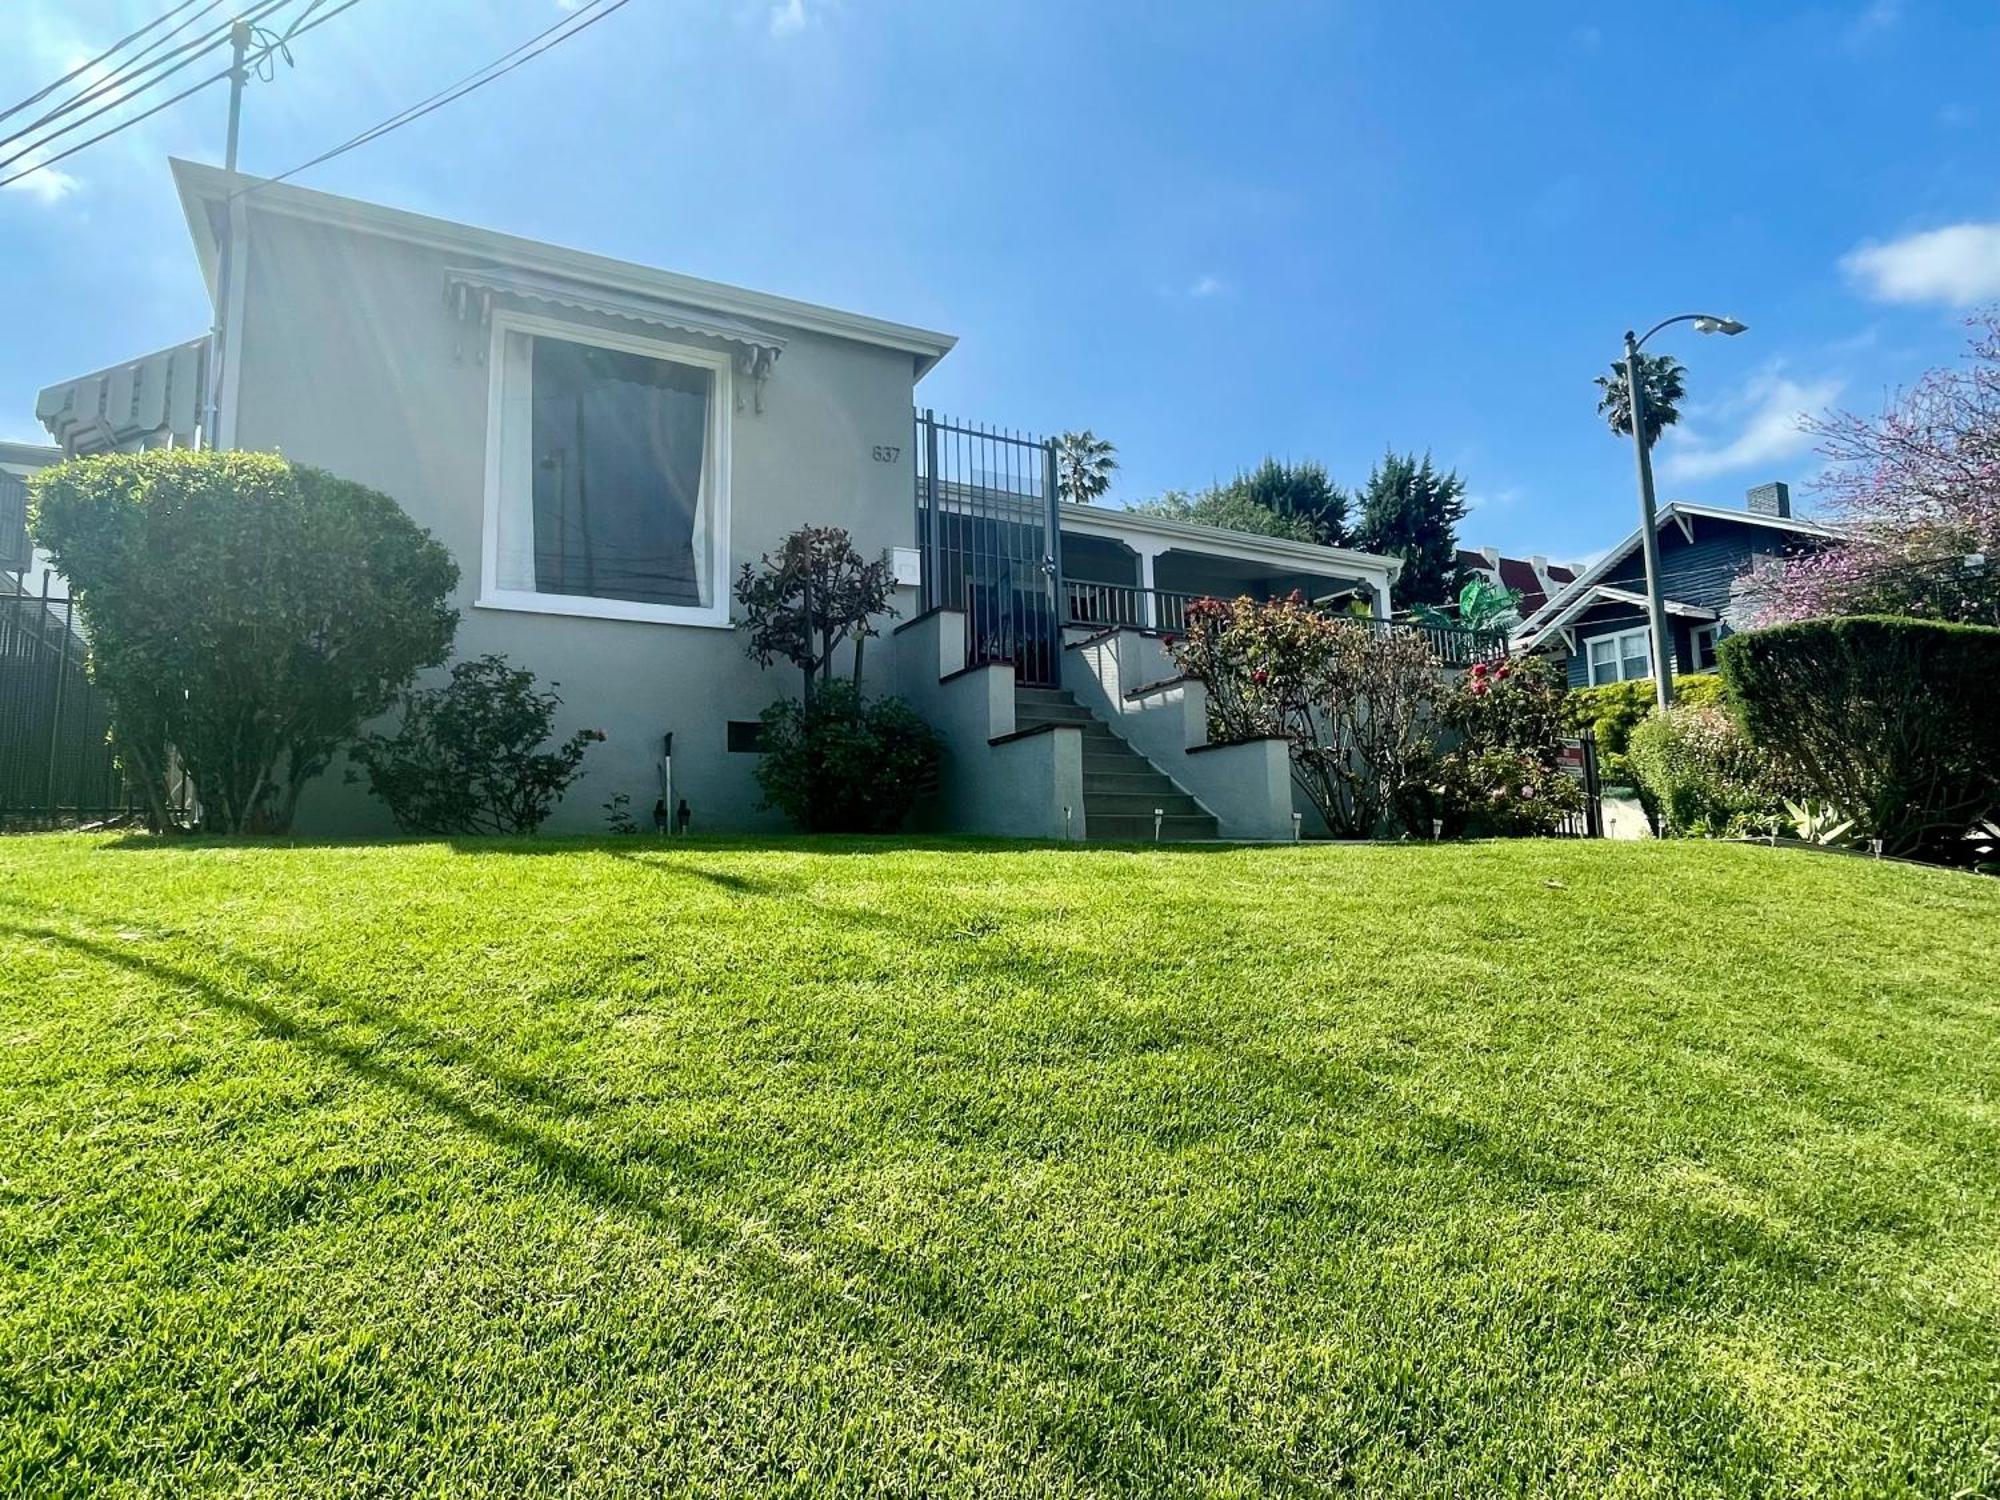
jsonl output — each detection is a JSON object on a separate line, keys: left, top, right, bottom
{"left": 1138, "top": 547, "right": 1159, "bottom": 629}
{"left": 1367, "top": 572, "right": 1394, "bottom": 620}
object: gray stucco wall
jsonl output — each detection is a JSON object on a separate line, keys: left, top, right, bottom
{"left": 229, "top": 208, "right": 925, "bottom": 834}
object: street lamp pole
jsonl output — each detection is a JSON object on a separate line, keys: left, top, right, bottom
{"left": 1620, "top": 313, "right": 1747, "bottom": 713}
{"left": 1623, "top": 329, "right": 1674, "bottom": 712}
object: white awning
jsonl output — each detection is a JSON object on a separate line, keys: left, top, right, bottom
{"left": 445, "top": 265, "right": 786, "bottom": 408}
{"left": 36, "top": 337, "right": 209, "bottom": 456}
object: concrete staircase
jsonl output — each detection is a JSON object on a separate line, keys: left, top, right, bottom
{"left": 1013, "top": 686, "right": 1218, "bottom": 841}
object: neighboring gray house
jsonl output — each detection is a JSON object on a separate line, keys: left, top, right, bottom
{"left": 34, "top": 160, "right": 1409, "bottom": 840}
{"left": 1510, "top": 483, "right": 1842, "bottom": 686}
{"left": 2, "top": 440, "right": 63, "bottom": 592}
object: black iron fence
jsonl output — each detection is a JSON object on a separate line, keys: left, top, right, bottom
{"left": 1, "top": 585, "right": 136, "bottom": 827}
{"left": 913, "top": 410, "right": 1063, "bottom": 688}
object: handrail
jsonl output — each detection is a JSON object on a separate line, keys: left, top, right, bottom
{"left": 1058, "top": 577, "right": 1508, "bottom": 664}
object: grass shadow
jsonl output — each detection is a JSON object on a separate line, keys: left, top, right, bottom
{"left": 1, "top": 916, "right": 1320, "bottom": 1492}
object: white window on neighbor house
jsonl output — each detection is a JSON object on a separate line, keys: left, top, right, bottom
{"left": 480, "top": 311, "right": 732, "bottom": 627}
{"left": 1690, "top": 622, "right": 1721, "bottom": 672}
{"left": 1586, "top": 625, "right": 1652, "bottom": 686}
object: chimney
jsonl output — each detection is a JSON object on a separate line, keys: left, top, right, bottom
{"left": 1746, "top": 481, "right": 1791, "bottom": 518}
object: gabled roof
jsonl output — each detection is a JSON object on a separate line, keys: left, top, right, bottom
{"left": 1511, "top": 501, "right": 1844, "bottom": 652}
{"left": 169, "top": 158, "right": 958, "bottom": 378}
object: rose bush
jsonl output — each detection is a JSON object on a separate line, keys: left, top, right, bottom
{"left": 1434, "top": 656, "right": 1583, "bottom": 835}
{"left": 1169, "top": 592, "right": 1440, "bottom": 837}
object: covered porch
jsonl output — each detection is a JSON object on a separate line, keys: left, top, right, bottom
{"left": 1057, "top": 505, "right": 1395, "bottom": 634}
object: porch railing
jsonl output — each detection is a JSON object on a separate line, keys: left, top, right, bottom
{"left": 1059, "top": 578, "right": 1507, "bottom": 665}
{"left": 1061, "top": 580, "right": 1203, "bottom": 634}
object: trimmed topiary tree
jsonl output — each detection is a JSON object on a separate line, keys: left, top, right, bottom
{"left": 30, "top": 450, "right": 459, "bottom": 834}
{"left": 1719, "top": 616, "right": 2000, "bottom": 858}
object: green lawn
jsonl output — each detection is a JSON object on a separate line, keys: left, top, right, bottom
{"left": 1, "top": 836, "right": 1996, "bottom": 1497}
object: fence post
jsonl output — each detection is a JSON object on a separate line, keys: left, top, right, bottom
{"left": 1044, "top": 436, "right": 1064, "bottom": 626}
{"left": 42, "top": 577, "right": 71, "bottom": 820}
{"left": 921, "top": 408, "right": 940, "bottom": 615}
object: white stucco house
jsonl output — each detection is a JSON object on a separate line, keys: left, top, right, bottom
{"left": 34, "top": 160, "right": 1421, "bottom": 840}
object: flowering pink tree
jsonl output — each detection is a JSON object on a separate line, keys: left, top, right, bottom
{"left": 1751, "top": 314, "right": 1999, "bottom": 627}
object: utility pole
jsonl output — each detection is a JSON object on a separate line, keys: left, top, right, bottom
{"left": 1623, "top": 330, "right": 1675, "bottom": 713}
{"left": 202, "top": 18, "right": 253, "bottom": 450}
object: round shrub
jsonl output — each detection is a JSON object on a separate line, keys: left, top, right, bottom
{"left": 754, "top": 682, "right": 942, "bottom": 834}
{"left": 1627, "top": 703, "right": 1790, "bottom": 838}
{"left": 1719, "top": 616, "right": 2000, "bottom": 858}
{"left": 30, "top": 450, "right": 457, "bottom": 833}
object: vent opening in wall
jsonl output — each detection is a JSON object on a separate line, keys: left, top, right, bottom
{"left": 726, "top": 720, "right": 765, "bottom": 753}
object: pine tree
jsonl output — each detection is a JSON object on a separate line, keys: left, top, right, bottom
{"left": 1350, "top": 451, "right": 1469, "bottom": 609}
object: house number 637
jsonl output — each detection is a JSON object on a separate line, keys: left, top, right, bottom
{"left": 871, "top": 445, "right": 902, "bottom": 463}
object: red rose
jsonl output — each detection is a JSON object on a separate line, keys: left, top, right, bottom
{"left": 1495, "top": 665, "right": 1512, "bottom": 680}
{"left": 1470, "top": 662, "right": 1489, "bottom": 678}
{"left": 1251, "top": 669, "right": 1269, "bottom": 685}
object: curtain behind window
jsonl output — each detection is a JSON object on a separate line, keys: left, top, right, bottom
{"left": 530, "top": 338, "right": 710, "bottom": 607}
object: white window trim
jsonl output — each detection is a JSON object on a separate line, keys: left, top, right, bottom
{"left": 476, "top": 307, "right": 734, "bottom": 629}
{"left": 1690, "top": 622, "right": 1720, "bottom": 672}
{"left": 1587, "top": 624, "right": 1653, "bottom": 686}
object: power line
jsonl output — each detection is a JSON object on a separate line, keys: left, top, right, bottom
{"left": 0, "top": 0, "right": 363, "bottom": 192}
{"left": 0, "top": 0, "right": 295, "bottom": 159}
{"left": 0, "top": 0, "right": 208, "bottom": 128}
{"left": 252, "top": 0, "right": 636, "bottom": 193}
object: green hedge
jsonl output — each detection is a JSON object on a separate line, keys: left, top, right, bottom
{"left": 1564, "top": 673, "right": 1725, "bottom": 788}
{"left": 1719, "top": 616, "right": 2000, "bottom": 857}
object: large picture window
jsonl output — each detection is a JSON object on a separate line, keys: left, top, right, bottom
{"left": 482, "top": 314, "right": 731, "bottom": 627}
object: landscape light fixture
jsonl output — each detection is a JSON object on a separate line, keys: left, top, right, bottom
{"left": 1618, "top": 312, "right": 1752, "bottom": 712}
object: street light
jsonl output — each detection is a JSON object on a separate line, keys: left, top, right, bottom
{"left": 1621, "top": 312, "right": 1747, "bottom": 711}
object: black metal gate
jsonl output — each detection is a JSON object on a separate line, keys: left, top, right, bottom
{"left": 1, "top": 583, "right": 135, "bottom": 828}
{"left": 913, "top": 410, "right": 1064, "bottom": 688}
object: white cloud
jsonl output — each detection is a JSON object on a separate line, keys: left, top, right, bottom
{"left": 1465, "top": 487, "right": 1520, "bottom": 514}
{"left": 2, "top": 162, "right": 81, "bottom": 205}
{"left": 768, "top": 0, "right": 809, "bottom": 37}
{"left": 1842, "top": 222, "right": 2000, "bottom": 306}
{"left": 1659, "top": 370, "right": 1842, "bottom": 484}
{"left": 1845, "top": 0, "right": 1902, "bottom": 45}
{"left": 1186, "top": 274, "right": 1226, "bottom": 298}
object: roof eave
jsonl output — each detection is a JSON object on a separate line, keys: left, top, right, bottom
{"left": 1062, "top": 501, "right": 1404, "bottom": 579}
{"left": 168, "top": 157, "right": 959, "bottom": 373}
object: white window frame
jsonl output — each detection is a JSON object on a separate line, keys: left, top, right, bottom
{"left": 477, "top": 307, "right": 734, "bottom": 629}
{"left": 1690, "top": 622, "right": 1720, "bottom": 672}
{"left": 1587, "top": 625, "right": 1653, "bottom": 686}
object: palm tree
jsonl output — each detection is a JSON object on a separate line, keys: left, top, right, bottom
{"left": 1594, "top": 353, "right": 1687, "bottom": 450}
{"left": 1056, "top": 430, "right": 1118, "bottom": 504}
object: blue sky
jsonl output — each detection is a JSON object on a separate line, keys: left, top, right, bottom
{"left": 4, "top": 0, "right": 1998, "bottom": 562}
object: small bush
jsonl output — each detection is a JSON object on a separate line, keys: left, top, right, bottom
{"left": 1720, "top": 616, "right": 2000, "bottom": 858}
{"left": 1565, "top": 672, "right": 1724, "bottom": 787}
{"left": 1627, "top": 704, "right": 1789, "bottom": 838}
{"left": 350, "top": 655, "right": 603, "bottom": 834}
{"left": 30, "top": 451, "right": 458, "bottom": 833}
{"left": 754, "top": 682, "right": 941, "bottom": 834}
